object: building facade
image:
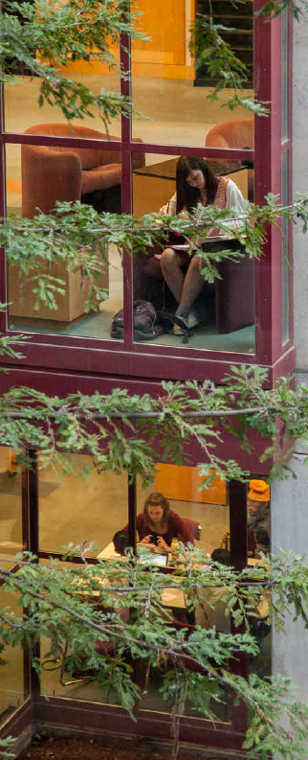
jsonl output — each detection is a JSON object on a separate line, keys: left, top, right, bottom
{"left": 1, "top": 0, "right": 306, "bottom": 755}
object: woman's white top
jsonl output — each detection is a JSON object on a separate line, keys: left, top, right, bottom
{"left": 159, "top": 178, "right": 248, "bottom": 234}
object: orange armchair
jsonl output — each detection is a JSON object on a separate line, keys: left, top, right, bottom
{"left": 205, "top": 118, "right": 254, "bottom": 198}
{"left": 21, "top": 123, "right": 145, "bottom": 217}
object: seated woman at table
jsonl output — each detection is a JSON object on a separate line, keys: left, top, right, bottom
{"left": 122, "top": 491, "right": 193, "bottom": 553}
{"left": 158, "top": 156, "right": 247, "bottom": 333}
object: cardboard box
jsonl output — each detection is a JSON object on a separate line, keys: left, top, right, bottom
{"left": 8, "top": 257, "right": 109, "bottom": 323}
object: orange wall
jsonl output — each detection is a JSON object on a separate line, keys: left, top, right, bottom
{"left": 156, "top": 463, "right": 227, "bottom": 505}
{"left": 60, "top": 0, "right": 195, "bottom": 79}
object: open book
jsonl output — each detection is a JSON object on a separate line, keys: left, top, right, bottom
{"left": 171, "top": 235, "right": 235, "bottom": 251}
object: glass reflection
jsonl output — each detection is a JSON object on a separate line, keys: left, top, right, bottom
{"left": 132, "top": 0, "right": 254, "bottom": 148}
{"left": 4, "top": 62, "right": 122, "bottom": 138}
{"left": 0, "top": 446, "right": 23, "bottom": 560}
{"left": 133, "top": 153, "right": 255, "bottom": 352}
{"left": 6, "top": 141, "right": 124, "bottom": 341}
{"left": 0, "top": 589, "right": 25, "bottom": 722}
{"left": 38, "top": 457, "right": 128, "bottom": 557}
{"left": 246, "top": 479, "right": 272, "bottom": 681}
{"left": 136, "top": 469, "right": 232, "bottom": 719}
{"left": 247, "top": 478, "right": 271, "bottom": 559}
{"left": 39, "top": 560, "right": 123, "bottom": 705}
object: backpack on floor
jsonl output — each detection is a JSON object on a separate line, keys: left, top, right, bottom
{"left": 111, "top": 300, "right": 165, "bottom": 341}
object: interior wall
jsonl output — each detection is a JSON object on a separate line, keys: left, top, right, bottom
{"left": 59, "top": 0, "right": 194, "bottom": 79}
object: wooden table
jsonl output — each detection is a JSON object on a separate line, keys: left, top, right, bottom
{"left": 97, "top": 542, "right": 169, "bottom": 564}
{"left": 96, "top": 543, "right": 186, "bottom": 610}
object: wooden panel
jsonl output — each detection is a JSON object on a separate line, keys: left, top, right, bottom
{"left": 8, "top": 261, "right": 109, "bottom": 322}
{"left": 60, "top": 0, "right": 191, "bottom": 78}
{"left": 227, "top": 168, "right": 248, "bottom": 199}
{"left": 133, "top": 173, "right": 175, "bottom": 217}
{"left": 156, "top": 463, "right": 227, "bottom": 505}
{"left": 133, "top": 0, "right": 186, "bottom": 65}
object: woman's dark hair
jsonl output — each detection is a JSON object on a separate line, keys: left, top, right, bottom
{"left": 175, "top": 156, "right": 218, "bottom": 214}
{"left": 211, "top": 548, "right": 231, "bottom": 566}
{"left": 143, "top": 492, "right": 170, "bottom": 528}
{"left": 113, "top": 530, "right": 130, "bottom": 555}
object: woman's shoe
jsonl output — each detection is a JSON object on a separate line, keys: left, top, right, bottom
{"left": 173, "top": 310, "right": 199, "bottom": 334}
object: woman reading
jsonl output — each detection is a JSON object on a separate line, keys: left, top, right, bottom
{"left": 158, "top": 156, "right": 247, "bottom": 333}
{"left": 121, "top": 491, "right": 193, "bottom": 553}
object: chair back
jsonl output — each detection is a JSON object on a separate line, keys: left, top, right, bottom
{"left": 23, "top": 123, "right": 122, "bottom": 169}
{"left": 181, "top": 517, "right": 201, "bottom": 541}
{"left": 21, "top": 123, "right": 145, "bottom": 217}
{"left": 205, "top": 118, "right": 254, "bottom": 151}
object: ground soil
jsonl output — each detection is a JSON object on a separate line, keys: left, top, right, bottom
{"left": 19, "top": 735, "right": 224, "bottom": 760}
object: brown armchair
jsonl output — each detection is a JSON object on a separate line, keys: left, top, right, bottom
{"left": 21, "top": 123, "right": 145, "bottom": 217}
{"left": 205, "top": 118, "right": 254, "bottom": 199}
{"left": 10, "top": 123, "right": 146, "bottom": 323}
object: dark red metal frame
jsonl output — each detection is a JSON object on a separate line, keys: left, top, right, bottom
{"left": 0, "top": 3, "right": 294, "bottom": 388}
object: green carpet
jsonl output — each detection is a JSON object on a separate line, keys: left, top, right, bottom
{"left": 11, "top": 298, "right": 255, "bottom": 354}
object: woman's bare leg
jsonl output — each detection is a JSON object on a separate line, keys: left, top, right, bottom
{"left": 160, "top": 247, "right": 185, "bottom": 304}
{"left": 178, "top": 256, "right": 205, "bottom": 312}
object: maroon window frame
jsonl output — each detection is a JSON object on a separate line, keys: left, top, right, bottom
{"left": 0, "top": 3, "right": 293, "bottom": 387}
{"left": 14, "top": 445, "right": 249, "bottom": 752}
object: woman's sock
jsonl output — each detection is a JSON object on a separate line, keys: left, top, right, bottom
{"left": 175, "top": 305, "right": 190, "bottom": 319}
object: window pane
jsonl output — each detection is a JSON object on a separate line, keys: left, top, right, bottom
{"left": 4, "top": 54, "right": 122, "bottom": 139}
{"left": 136, "top": 469, "right": 232, "bottom": 721}
{"left": 0, "top": 446, "right": 23, "bottom": 559}
{"left": 133, "top": 152, "right": 255, "bottom": 354}
{"left": 38, "top": 457, "right": 128, "bottom": 557}
{"left": 281, "top": 150, "right": 290, "bottom": 344}
{"left": 281, "top": 7, "right": 289, "bottom": 143}
{"left": 246, "top": 477, "right": 271, "bottom": 561}
{"left": 5, "top": 144, "right": 122, "bottom": 342}
{"left": 0, "top": 588, "right": 26, "bottom": 722}
{"left": 131, "top": 0, "right": 254, "bottom": 149}
{"left": 246, "top": 478, "right": 271, "bottom": 681}
{"left": 39, "top": 559, "right": 124, "bottom": 704}
{"left": 0, "top": 445, "right": 26, "bottom": 718}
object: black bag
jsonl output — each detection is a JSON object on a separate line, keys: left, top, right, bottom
{"left": 111, "top": 300, "right": 165, "bottom": 341}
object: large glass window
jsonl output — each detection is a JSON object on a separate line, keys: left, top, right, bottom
{"left": 39, "top": 559, "right": 124, "bottom": 705}
{"left": 4, "top": 51, "right": 122, "bottom": 139}
{"left": 0, "top": 0, "right": 292, "bottom": 380}
{"left": 0, "top": 446, "right": 23, "bottom": 558}
{"left": 135, "top": 468, "right": 232, "bottom": 719}
{"left": 131, "top": 0, "right": 254, "bottom": 150}
{"left": 38, "top": 457, "right": 128, "bottom": 557}
{"left": 0, "top": 588, "right": 26, "bottom": 722}
{"left": 5, "top": 144, "right": 121, "bottom": 341}
{"left": 0, "top": 446, "right": 26, "bottom": 723}
{"left": 246, "top": 478, "right": 271, "bottom": 681}
{"left": 132, "top": 152, "right": 255, "bottom": 353}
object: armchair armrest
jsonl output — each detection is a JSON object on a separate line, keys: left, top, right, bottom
{"left": 21, "top": 145, "right": 82, "bottom": 218}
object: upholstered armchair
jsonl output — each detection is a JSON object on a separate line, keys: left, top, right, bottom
{"left": 10, "top": 123, "right": 146, "bottom": 323}
{"left": 21, "top": 123, "right": 145, "bottom": 217}
{"left": 205, "top": 118, "right": 254, "bottom": 199}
